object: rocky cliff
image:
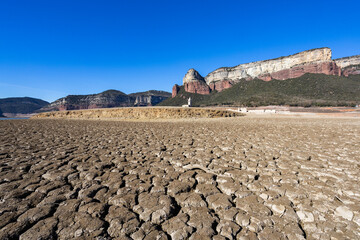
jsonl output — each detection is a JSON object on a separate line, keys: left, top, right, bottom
{"left": 40, "top": 90, "right": 171, "bottom": 112}
{"left": 183, "top": 69, "right": 211, "bottom": 94}
{"left": 335, "top": 55, "right": 360, "bottom": 76}
{"left": 335, "top": 55, "right": 360, "bottom": 68}
{"left": 173, "top": 48, "right": 359, "bottom": 96}
{"left": 162, "top": 73, "right": 360, "bottom": 107}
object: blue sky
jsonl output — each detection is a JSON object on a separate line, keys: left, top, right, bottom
{"left": 1, "top": 0, "right": 359, "bottom": 102}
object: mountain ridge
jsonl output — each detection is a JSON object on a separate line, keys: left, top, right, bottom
{"left": 0, "top": 97, "right": 49, "bottom": 117}
{"left": 162, "top": 73, "right": 360, "bottom": 107}
{"left": 173, "top": 47, "right": 360, "bottom": 97}
{"left": 39, "top": 89, "right": 171, "bottom": 112}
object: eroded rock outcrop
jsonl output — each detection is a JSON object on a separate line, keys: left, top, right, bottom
{"left": 335, "top": 55, "right": 360, "bottom": 76}
{"left": 205, "top": 48, "right": 336, "bottom": 84}
{"left": 183, "top": 69, "right": 211, "bottom": 95}
{"left": 259, "top": 61, "right": 341, "bottom": 81}
{"left": 172, "top": 84, "right": 180, "bottom": 97}
{"left": 172, "top": 48, "right": 359, "bottom": 96}
{"left": 342, "top": 65, "right": 360, "bottom": 77}
{"left": 335, "top": 55, "right": 360, "bottom": 68}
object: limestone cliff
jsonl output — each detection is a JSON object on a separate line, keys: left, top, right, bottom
{"left": 205, "top": 48, "right": 337, "bottom": 84}
{"left": 335, "top": 55, "right": 360, "bottom": 76}
{"left": 172, "top": 48, "right": 359, "bottom": 96}
{"left": 335, "top": 55, "right": 360, "bottom": 68}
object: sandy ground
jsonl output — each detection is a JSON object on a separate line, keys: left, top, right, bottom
{"left": 32, "top": 107, "right": 243, "bottom": 120}
{"left": 0, "top": 116, "right": 359, "bottom": 239}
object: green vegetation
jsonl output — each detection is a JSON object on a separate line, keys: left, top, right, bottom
{"left": 159, "top": 73, "right": 360, "bottom": 107}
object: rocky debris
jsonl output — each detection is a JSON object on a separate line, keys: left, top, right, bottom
{"left": 0, "top": 117, "right": 359, "bottom": 239}
{"left": 335, "top": 206, "right": 353, "bottom": 221}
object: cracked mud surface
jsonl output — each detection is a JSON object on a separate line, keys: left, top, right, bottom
{"left": 0, "top": 117, "right": 359, "bottom": 239}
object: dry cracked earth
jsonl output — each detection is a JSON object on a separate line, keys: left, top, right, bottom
{"left": 0, "top": 117, "right": 359, "bottom": 240}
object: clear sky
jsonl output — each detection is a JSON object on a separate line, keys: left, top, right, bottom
{"left": 1, "top": 0, "right": 359, "bottom": 102}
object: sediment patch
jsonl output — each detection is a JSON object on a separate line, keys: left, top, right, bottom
{"left": 32, "top": 107, "right": 243, "bottom": 120}
{"left": 0, "top": 117, "right": 359, "bottom": 239}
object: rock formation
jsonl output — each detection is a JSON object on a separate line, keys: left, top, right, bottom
{"left": 183, "top": 69, "right": 211, "bottom": 95}
{"left": 335, "top": 55, "right": 360, "bottom": 76}
{"left": 172, "top": 84, "right": 180, "bottom": 98}
{"left": 172, "top": 48, "right": 359, "bottom": 96}
{"left": 40, "top": 90, "right": 171, "bottom": 112}
{"left": 335, "top": 55, "right": 360, "bottom": 68}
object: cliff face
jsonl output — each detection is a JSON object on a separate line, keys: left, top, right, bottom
{"left": 41, "top": 90, "right": 171, "bottom": 112}
{"left": 335, "top": 55, "right": 360, "bottom": 68}
{"left": 335, "top": 55, "right": 360, "bottom": 77}
{"left": 205, "top": 48, "right": 335, "bottom": 84}
{"left": 183, "top": 69, "right": 211, "bottom": 95}
{"left": 172, "top": 48, "right": 359, "bottom": 96}
{"left": 341, "top": 65, "right": 360, "bottom": 77}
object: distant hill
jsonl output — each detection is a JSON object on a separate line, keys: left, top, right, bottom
{"left": 0, "top": 108, "right": 4, "bottom": 117}
{"left": 129, "top": 90, "right": 171, "bottom": 98}
{"left": 129, "top": 90, "right": 171, "bottom": 106}
{"left": 0, "top": 97, "right": 49, "bottom": 116}
{"left": 160, "top": 73, "right": 360, "bottom": 107}
{"left": 40, "top": 89, "right": 171, "bottom": 112}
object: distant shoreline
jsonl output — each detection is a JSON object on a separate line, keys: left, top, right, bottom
{"left": 0, "top": 117, "right": 30, "bottom": 120}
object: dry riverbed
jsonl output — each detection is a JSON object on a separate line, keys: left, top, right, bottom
{"left": 0, "top": 117, "right": 359, "bottom": 239}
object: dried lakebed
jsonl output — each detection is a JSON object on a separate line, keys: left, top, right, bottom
{"left": 0, "top": 117, "right": 359, "bottom": 239}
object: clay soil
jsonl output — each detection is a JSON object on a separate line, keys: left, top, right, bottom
{"left": 0, "top": 117, "right": 359, "bottom": 239}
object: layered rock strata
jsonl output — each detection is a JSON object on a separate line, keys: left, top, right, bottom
{"left": 335, "top": 55, "right": 360, "bottom": 76}
{"left": 183, "top": 69, "right": 211, "bottom": 95}
{"left": 173, "top": 48, "right": 359, "bottom": 97}
{"left": 335, "top": 55, "right": 360, "bottom": 68}
{"left": 172, "top": 84, "right": 180, "bottom": 98}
